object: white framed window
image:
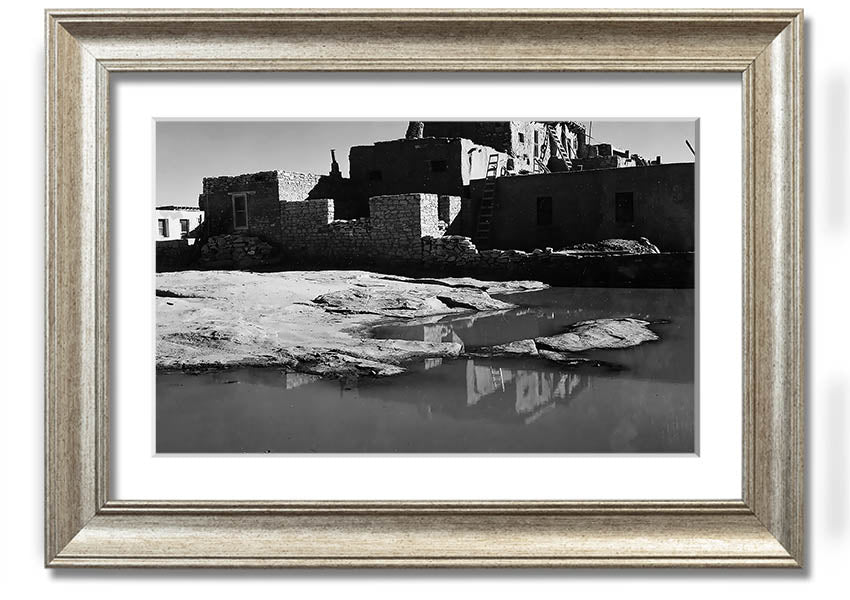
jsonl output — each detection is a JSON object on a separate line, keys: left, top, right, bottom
{"left": 157, "top": 218, "right": 169, "bottom": 238}
{"left": 231, "top": 192, "right": 248, "bottom": 229}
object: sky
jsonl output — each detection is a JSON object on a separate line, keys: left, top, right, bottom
{"left": 155, "top": 120, "right": 696, "bottom": 208}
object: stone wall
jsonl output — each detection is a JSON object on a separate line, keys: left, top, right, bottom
{"left": 467, "top": 162, "right": 695, "bottom": 252}
{"left": 200, "top": 170, "right": 358, "bottom": 242}
{"left": 370, "top": 194, "right": 442, "bottom": 262}
{"left": 155, "top": 239, "right": 201, "bottom": 272}
{"left": 200, "top": 170, "right": 281, "bottom": 241}
{"left": 421, "top": 235, "right": 694, "bottom": 288}
{"left": 419, "top": 121, "right": 580, "bottom": 173}
{"left": 276, "top": 171, "right": 324, "bottom": 203}
{"left": 280, "top": 198, "right": 372, "bottom": 262}
{"left": 280, "top": 193, "right": 447, "bottom": 267}
{"left": 198, "top": 233, "right": 276, "bottom": 269}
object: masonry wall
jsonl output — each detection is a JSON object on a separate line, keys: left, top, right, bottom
{"left": 420, "top": 121, "right": 581, "bottom": 173}
{"left": 468, "top": 162, "right": 695, "bottom": 252}
{"left": 200, "top": 170, "right": 282, "bottom": 241}
{"left": 348, "top": 138, "right": 511, "bottom": 204}
{"left": 200, "top": 170, "right": 357, "bottom": 241}
{"left": 280, "top": 193, "right": 445, "bottom": 267}
{"left": 420, "top": 236, "right": 693, "bottom": 288}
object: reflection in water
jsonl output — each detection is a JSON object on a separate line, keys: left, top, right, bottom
{"left": 466, "top": 360, "right": 587, "bottom": 424}
{"left": 157, "top": 287, "right": 695, "bottom": 453}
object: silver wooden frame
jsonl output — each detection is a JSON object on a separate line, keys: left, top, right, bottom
{"left": 45, "top": 9, "right": 803, "bottom": 568}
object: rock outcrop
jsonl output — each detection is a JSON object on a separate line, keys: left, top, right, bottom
{"left": 535, "top": 318, "right": 659, "bottom": 352}
{"left": 564, "top": 238, "right": 661, "bottom": 254}
{"left": 467, "top": 318, "right": 659, "bottom": 367}
{"left": 156, "top": 269, "right": 543, "bottom": 377}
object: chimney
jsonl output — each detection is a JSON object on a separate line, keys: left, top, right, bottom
{"left": 330, "top": 149, "right": 342, "bottom": 177}
{"left": 405, "top": 121, "right": 425, "bottom": 139}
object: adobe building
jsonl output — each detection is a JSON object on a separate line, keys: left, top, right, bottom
{"left": 155, "top": 206, "right": 204, "bottom": 241}
{"left": 466, "top": 162, "right": 694, "bottom": 252}
{"left": 198, "top": 166, "right": 358, "bottom": 241}
{"left": 419, "top": 120, "right": 661, "bottom": 173}
{"left": 181, "top": 120, "right": 694, "bottom": 285}
{"left": 419, "top": 121, "right": 585, "bottom": 173}
{"left": 155, "top": 206, "right": 205, "bottom": 271}
{"left": 348, "top": 136, "right": 512, "bottom": 201}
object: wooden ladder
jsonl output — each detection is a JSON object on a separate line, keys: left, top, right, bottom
{"left": 475, "top": 153, "right": 500, "bottom": 247}
{"left": 491, "top": 367, "right": 505, "bottom": 392}
{"left": 547, "top": 123, "right": 573, "bottom": 169}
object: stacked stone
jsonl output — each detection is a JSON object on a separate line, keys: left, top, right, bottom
{"left": 280, "top": 199, "right": 334, "bottom": 255}
{"left": 324, "top": 219, "right": 372, "bottom": 260}
{"left": 202, "top": 170, "right": 277, "bottom": 195}
{"left": 370, "top": 194, "right": 441, "bottom": 264}
{"left": 422, "top": 235, "right": 480, "bottom": 267}
{"left": 199, "top": 234, "right": 275, "bottom": 269}
{"left": 276, "top": 171, "right": 325, "bottom": 203}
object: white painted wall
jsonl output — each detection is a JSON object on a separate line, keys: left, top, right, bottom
{"left": 3, "top": 0, "right": 847, "bottom": 597}
{"left": 155, "top": 208, "right": 203, "bottom": 241}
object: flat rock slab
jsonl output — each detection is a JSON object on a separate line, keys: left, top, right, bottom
{"left": 468, "top": 339, "right": 539, "bottom": 358}
{"left": 314, "top": 285, "right": 513, "bottom": 317}
{"left": 535, "top": 318, "right": 658, "bottom": 352}
{"left": 434, "top": 290, "right": 513, "bottom": 311}
{"left": 376, "top": 275, "right": 548, "bottom": 296}
{"left": 156, "top": 269, "right": 536, "bottom": 377}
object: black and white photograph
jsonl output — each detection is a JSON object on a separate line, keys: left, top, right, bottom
{"left": 155, "top": 119, "right": 697, "bottom": 453}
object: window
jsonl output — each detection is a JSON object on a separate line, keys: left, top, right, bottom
{"left": 533, "top": 131, "right": 539, "bottom": 157}
{"left": 157, "top": 219, "right": 169, "bottom": 238}
{"left": 179, "top": 219, "right": 190, "bottom": 238}
{"left": 615, "top": 191, "right": 635, "bottom": 223}
{"left": 232, "top": 193, "right": 248, "bottom": 229}
{"left": 429, "top": 160, "right": 448, "bottom": 173}
{"left": 518, "top": 133, "right": 525, "bottom": 143}
{"left": 368, "top": 169, "right": 383, "bottom": 181}
{"left": 536, "top": 196, "right": 553, "bottom": 226}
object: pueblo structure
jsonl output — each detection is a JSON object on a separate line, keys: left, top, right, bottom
{"left": 158, "top": 121, "right": 695, "bottom": 287}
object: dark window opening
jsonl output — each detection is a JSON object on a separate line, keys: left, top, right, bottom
{"left": 368, "top": 170, "right": 383, "bottom": 181}
{"left": 615, "top": 192, "right": 635, "bottom": 223}
{"left": 157, "top": 219, "right": 169, "bottom": 238}
{"left": 232, "top": 193, "right": 248, "bottom": 229}
{"left": 536, "top": 196, "right": 553, "bottom": 226}
{"left": 533, "top": 130, "right": 540, "bottom": 157}
{"left": 518, "top": 133, "right": 525, "bottom": 143}
{"left": 429, "top": 160, "right": 449, "bottom": 173}
{"left": 179, "top": 219, "right": 190, "bottom": 238}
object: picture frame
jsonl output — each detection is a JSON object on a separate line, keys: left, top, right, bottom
{"left": 45, "top": 9, "right": 803, "bottom": 567}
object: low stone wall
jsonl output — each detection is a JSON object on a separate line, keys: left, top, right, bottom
{"left": 198, "top": 233, "right": 277, "bottom": 269}
{"left": 156, "top": 239, "right": 201, "bottom": 272}
{"left": 422, "top": 235, "right": 694, "bottom": 288}
{"left": 280, "top": 193, "right": 447, "bottom": 267}
{"left": 276, "top": 192, "right": 692, "bottom": 287}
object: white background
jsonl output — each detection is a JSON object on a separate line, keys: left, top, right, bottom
{"left": 2, "top": 0, "right": 847, "bottom": 596}
{"left": 114, "top": 74, "right": 739, "bottom": 501}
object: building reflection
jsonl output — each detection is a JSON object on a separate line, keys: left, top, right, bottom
{"left": 465, "top": 359, "right": 588, "bottom": 424}
{"left": 364, "top": 313, "right": 593, "bottom": 425}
